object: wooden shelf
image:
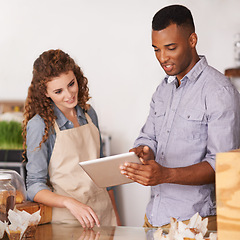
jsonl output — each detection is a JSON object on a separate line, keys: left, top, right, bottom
{"left": 225, "top": 68, "right": 240, "bottom": 77}
{"left": 0, "top": 100, "right": 24, "bottom": 114}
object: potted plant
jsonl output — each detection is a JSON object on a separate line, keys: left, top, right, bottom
{"left": 0, "top": 120, "right": 23, "bottom": 162}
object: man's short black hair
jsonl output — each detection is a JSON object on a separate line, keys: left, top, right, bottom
{"left": 152, "top": 5, "right": 195, "bottom": 33}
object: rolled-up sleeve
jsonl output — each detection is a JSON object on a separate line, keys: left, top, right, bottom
{"left": 26, "top": 116, "right": 51, "bottom": 201}
{"left": 205, "top": 86, "right": 240, "bottom": 170}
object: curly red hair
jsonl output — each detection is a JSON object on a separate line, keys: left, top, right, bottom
{"left": 22, "top": 49, "right": 90, "bottom": 159}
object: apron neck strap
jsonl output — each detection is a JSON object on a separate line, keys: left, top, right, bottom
{"left": 85, "top": 113, "right": 92, "bottom": 123}
{"left": 54, "top": 121, "right": 60, "bottom": 133}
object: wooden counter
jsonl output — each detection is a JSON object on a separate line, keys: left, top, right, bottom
{"left": 225, "top": 68, "right": 240, "bottom": 77}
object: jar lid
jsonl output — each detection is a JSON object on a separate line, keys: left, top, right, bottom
{"left": 0, "top": 173, "right": 12, "bottom": 180}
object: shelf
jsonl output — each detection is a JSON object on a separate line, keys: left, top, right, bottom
{"left": 225, "top": 68, "right": 240, "bottom": 77}
{"left": 0, "top": 100, "right": 25, "bottom": 114}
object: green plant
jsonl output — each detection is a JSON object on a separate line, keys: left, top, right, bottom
{"left": 0, "top": 121, "right": 23, "bottom": 149}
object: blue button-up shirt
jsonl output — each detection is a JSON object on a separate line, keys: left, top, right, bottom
{"left": 26, "top": 104, "right": 103, "bottom": 201}
{"left": 134, "top": 56, "right": 240, "bottom": 226}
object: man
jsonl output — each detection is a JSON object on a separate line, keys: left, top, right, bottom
{"left": 120, "top": 5, "right": 240, "bottom": 230}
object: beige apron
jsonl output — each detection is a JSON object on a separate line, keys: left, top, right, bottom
{"left": 48, "top": 113, "right": 117, "bottom": 225}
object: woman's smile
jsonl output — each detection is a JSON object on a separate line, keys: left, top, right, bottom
{"left": 45, "top": 70, "right": 79, "bottom": 113}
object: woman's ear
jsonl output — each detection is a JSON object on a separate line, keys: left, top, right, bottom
{"left": 45, "top": 92, "right": 49, "bottom": 98}
{"left": 189, "top": 32, "right": 198, "bottom": 48}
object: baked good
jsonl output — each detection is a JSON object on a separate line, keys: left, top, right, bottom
{"left": 15, "top": 190, "right": 24, "bottom": 204}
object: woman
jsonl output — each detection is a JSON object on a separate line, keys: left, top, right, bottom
{"left": 23, "top": 49, "right": 119, "bottom": 228}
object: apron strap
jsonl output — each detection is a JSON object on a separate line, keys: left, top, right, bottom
{"left": 54, "top": 121, "right": 60, "bottom": 133}
{"left": 85, "top": 113, "right": 93, "bottom": 124}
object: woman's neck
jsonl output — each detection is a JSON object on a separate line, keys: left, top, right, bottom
{"left": 61, "top": 107, "right": 80, "bottom": 127}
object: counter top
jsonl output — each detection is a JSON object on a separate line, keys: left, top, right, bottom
{"left": 1, "top": 223, "right": 217, "bottom": 239}
{"left": 32, "top": 224, "right": 217, "bottom": 240}
{"left": 34, "top": 224, "right": 156, "bottom": 240}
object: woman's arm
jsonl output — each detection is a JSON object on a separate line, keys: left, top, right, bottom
{"left": 34, "top": 189, "right": 100, "bottom": 228}
{"left": 26, "top": 115, "right": 52, "bottom": 200}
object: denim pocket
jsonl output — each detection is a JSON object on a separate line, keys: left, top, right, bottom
{"left": 175, "top": 108, "right": 207, "bottom": 140}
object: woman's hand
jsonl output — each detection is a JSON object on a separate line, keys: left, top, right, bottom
{"left": 34, "top": 189, "right": 100, "bottom": 228}
{"left": 63, "top": 197, "right": 100, "bottom": 229}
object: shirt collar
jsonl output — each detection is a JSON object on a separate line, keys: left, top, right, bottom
{"left": 53, "top": 103, "right": 86, "bottom": 128}
{"left": 164, "top": 55, "right": 208, "bottom": 85}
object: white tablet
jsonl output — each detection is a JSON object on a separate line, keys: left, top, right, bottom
{"left": 79, "top": 152, "right": 142, "bottom": 188}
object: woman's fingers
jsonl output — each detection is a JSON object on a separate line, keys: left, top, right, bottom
{"left": 77, "top": 211, "right": 99, "bottom": 229}
{"left": 65, "top": 198, "right": 100, "bottom": 228}
{"left": 89, "top": 208, "right": 100, "bottom": 227}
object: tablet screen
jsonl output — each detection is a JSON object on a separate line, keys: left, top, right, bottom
{"left": 79, "top": 152, "right": 141, "bottom": 188}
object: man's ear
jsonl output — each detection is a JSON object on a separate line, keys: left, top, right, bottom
{"left": 189, "top": 32, "right": 198, "bottom": 48}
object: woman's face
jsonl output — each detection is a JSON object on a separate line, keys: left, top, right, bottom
{"left": 45, "top": 70, "right": 79, "bottom": 113}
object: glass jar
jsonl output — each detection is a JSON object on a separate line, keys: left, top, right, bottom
{"left": 0, "top": 169, "right": 26, "bottom": 204}
{"left": 0, "top": 173, "right": 16, "bottom": 222}
{"left": 234, "top": 33, "right": 240, "bottom": 67}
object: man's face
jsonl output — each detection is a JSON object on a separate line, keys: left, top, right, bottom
{"left": 152, "top": 23, "right": 197, "bottom": 80}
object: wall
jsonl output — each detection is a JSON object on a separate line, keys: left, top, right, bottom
{"left": 0, "top": 0, "right": 240, "bottom": 226}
